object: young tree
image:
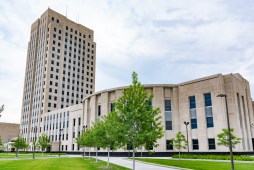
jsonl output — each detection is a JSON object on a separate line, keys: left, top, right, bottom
{"left": 172, "top": 132, "right": 187, "bottom": 160}
{"left": 89, "top": 119, "right": 105, "bottom": 163}
{"left": 98, "top": 112, "right": 122, "bottom": 167}
{"left": 76, "top": 127, "right": 92, "bottom": 158}
{"left": 12, "top": 136, "right": 29, "bottom": 158}
{"left": 0, "top": 105, "right": 4, "bottom": 118}
{"left": 114, "top": 72, "right": 164, "bottom": 170}
{"left": 217, "top": 128, "right": 241, "bottom": 149}
{"left": 37, "top": 133, "right": 51, "bottom": 156}
{"left": 0, "top": 136, "right": 3, "bottom": 151}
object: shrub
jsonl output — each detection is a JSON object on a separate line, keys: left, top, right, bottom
{"left": 171, "top": 154, "right": 254, "bottom": 161}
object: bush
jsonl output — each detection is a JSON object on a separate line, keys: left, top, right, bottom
{"left": 171, "top": 154, "right": 254, "bottom": 161}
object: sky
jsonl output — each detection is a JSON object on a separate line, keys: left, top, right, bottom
{"left": 0, "top": 0, "right": 254, "bottom": 123}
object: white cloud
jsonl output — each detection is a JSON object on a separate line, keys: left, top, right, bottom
{"left": 0, "top": 0, "right": 254, "bottom": 123}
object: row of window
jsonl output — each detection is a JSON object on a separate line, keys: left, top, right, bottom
{"left": 165, "top": 93, "right": 214, "bottom": 130}
{"left": 166, "top": 138, "right": 216, "bottom": 150}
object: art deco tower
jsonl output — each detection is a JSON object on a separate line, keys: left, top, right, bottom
{"left": 20, "top": 8, "right": 96, "bottom": 142}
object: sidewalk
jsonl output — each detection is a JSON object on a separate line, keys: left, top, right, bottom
{"left": 96, "top": 157, "right": 189, "bottom": 170}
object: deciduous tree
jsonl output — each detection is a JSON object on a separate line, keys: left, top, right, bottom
{"left": 114, "top": 72, "right": 164, "bottom": 170}
{"left": 172, "top": 132, "right": 187, "bottom": 160}
{"left": 217, "top": 128, "right": 241, "bottom": 149}
{"left": 12, "top": 136, "right": 29, "bottom": 158}
{"left": 37, "top": 133, "right": 51, "bottom": 155}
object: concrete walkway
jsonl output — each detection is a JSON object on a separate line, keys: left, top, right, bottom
{"left": 96, "top": 157, "right": 188, "bottom": 170}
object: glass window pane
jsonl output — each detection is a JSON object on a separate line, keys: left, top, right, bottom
{"left": 165, "top": 100, "right": 171, "bottom": 111}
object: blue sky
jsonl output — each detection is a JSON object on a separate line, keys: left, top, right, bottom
{"left": 0, "top": 0, "right": 254, "bottom": 123}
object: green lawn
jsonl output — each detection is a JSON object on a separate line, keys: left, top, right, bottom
{"left": 136, "top": 158, "right": 254, "bottom": 170}
{"left": 0, "top": 157, "right": 130, "bottom": 170}
{"left": 0, "top": 153, "right": 64, "bottom": 158}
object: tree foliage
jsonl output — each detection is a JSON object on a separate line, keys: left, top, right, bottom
{"left": 172, "top": 132, "right": 187, "bottom": 160}
{"left": 113, "top": 72, "right": 164, "bottom": 170}
{"left": 0, "top": 105, "right": 4, "bottom": 113}
{"left": 217, "top": 128, "right": 241, "bottom": 149}
{"left": 37, "top": 133, "right": 51, "bottom": 152}
{"left": 12, "top": 136, "right": 29, "bottom": 157}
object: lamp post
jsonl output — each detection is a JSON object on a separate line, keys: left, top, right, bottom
{"left": 58, "top": 128, "right": 63, "bottom": 156}
{"left": 184, "top": 121, "right": 189, "bottom": 153}
{"left": 32, "top": 126, "right": 37, "bottom": 159}
{"left": 217, "top": 94, "right": 234, "bottom": 170}
{"left": 83, "top": 125, "right": 87, "bottom": 157}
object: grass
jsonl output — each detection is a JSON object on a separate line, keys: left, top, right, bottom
{"left": 172, "top": 153, "right": 254, "bottom": 161}
{"left": 0, "top": 157, "right": 130, "bottom": 170}
{"left": 136, "top": 158, "right": 254, "bottom": 170}
{"left": 0, "top": 152, "right": 64, "bottom": 158}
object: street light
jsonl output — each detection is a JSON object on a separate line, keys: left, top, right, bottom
{"left": 32, "top": 126, "right": 37, "bottom": 159}
{"left": 184, "top": 121, "right": 189, "bottom": 153}
{"left": 58, "top": 128, "right": 63, "bottom": 156}
{"left": 217, "top": 94, "right": 234, "bottom": 170}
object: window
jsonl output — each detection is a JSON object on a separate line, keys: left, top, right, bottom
{"left": 73, "top": 132, "right": 75, "bottom": 138}
{"left": 165, "top": 100, "right": 172, "bottom": 130}
{"left": 72, "top": 144, "right": 74, "bottom": 151}
{"left": 166, "top": 140, "right": 173, "bottom": 150}
{"left": 78, "top": 117, "right": 81, "bottom": 126}
{"left": 192, "top": 139, "right": 199, "bottom": 150}
{"left": 110, "top": 102, "right": 114, "bottom": 112}
{"left": 208, "top": 138, "right": 216, "bottom": 150}
{"left": 73, "top": 119, "right": 75, "bottom": 126}
{"left": 189, "top": 96, "right": 197, "bottom": 129}
{"left": 98, "top": 105, "right": 101, "bottom": 117}
{"left": 204, "top": 93, "right": 213, "bottom": 128}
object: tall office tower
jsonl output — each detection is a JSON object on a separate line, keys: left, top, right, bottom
{"left": 20, "top": 8, "right": 96, "bottom": 143}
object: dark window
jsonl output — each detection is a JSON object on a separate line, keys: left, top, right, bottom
{"left": 204, "top": 93, "right": 213, "bottom": 128}
{"left": 192, "top": 139, "right": 199, "bottom": 150}
{"left": 166, "top": 140, "right": 173, "bottom": 150}
{"left": 208, "top": 138, "right": 216, "bottom": 150}
{"left": 98, "top": 105, "right": 101, "bottom": 116}
{"left": 189, "top": 96, "right": 197, "bottom": 129}
{"left": 165, "top": 100, "right": 172, "bottom": 130}
{"left": 73, "top": 119, "right": 75, "bottom": 126}
{"left": 78, "top": 117, "right": 81, "bottom": 126}
{"left": 110, "top": 103, "right": 115, "bottom": 112}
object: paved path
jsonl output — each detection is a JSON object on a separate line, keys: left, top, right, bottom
{"left": 96, "top": 157, "right": 187, "bottom": 170}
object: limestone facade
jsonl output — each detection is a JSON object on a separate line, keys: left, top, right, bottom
{"left": 20, "top": 8, "right": 96, "bottom": 144}
{"left": 83, "top": 73, "right": 254, "bottom": 152}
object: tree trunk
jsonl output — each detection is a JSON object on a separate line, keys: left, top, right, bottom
{"left": 178, "top": 149, "right": 180, "bottom": 160}
{"left": 133, "top": 149, "right": 135, "bottom": 170}
{"left": 96, "top": 148, "right": 98, "bottom": 163}
{"left": 89, "top": 147, "right": 91, "bottom": 159}
{"left": 141, "top": 147, "right": 142, "bottom": 158}
{"left": 107, "top": 147, "right": 110, "bottom": 167}
{"left": 16, "top": 148, "right": 18, "bottom": 158}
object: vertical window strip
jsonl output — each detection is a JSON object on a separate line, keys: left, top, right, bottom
{"left": 189, "top": 96, "right": 197, "bottom": 129}
{"left": 204, "top": 93, "right": 214, "bottom": 128}
{"left": 165, "top": 100, "right": 172, "bottom": 130}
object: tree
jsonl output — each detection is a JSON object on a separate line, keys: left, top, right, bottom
{"left": 172, "top": 132, "right": 187, "bottom": 160}
{"left": 0, "top": 136, "right": 3, "bottom": 151}
{"left": 98, "top": 112, "right": 122, "bottom": 167}
{"left": 89, "top": 119, "right": 105, "bottom": 163}
{"left": 217, "top": 128, "right": 241, "bottom": 149}
{"left": 12, "top": 136, "right": 29, "bottom": 158}
{"left": 0, "top": 105, "right": 4, "bottom": 118}
{"left": 37, "top": 133, "right": 51, "bottom": 155}
{"left": 114, "top": 72, "right": 164, "bottom": 170}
